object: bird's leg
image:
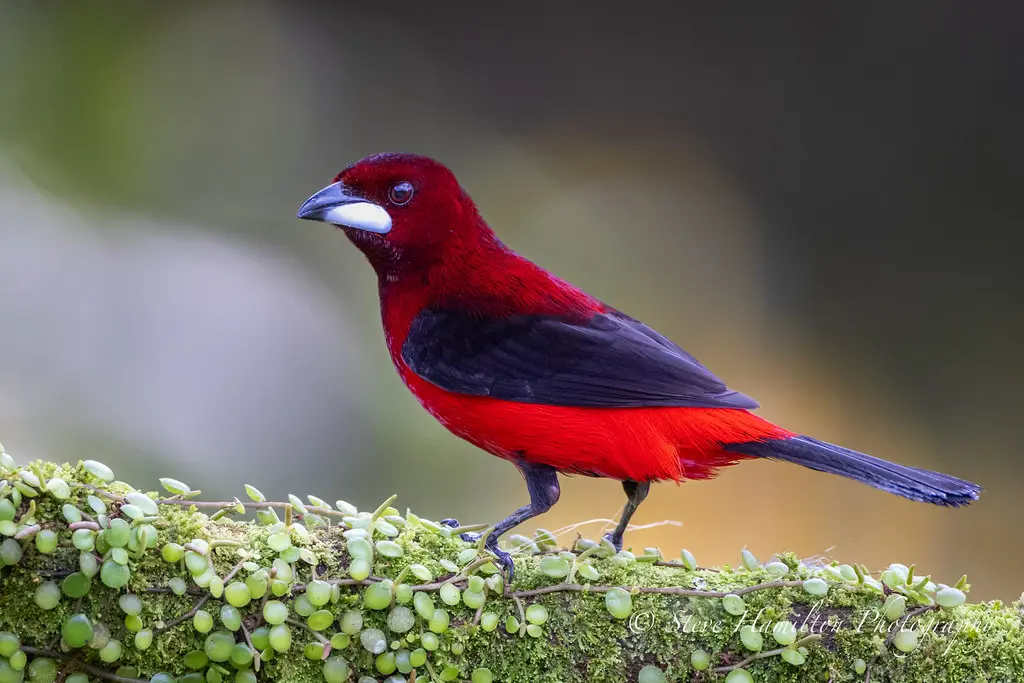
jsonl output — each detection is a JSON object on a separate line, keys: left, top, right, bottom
{"left": 603, "top": 479, "right": 651, "bottom": 552}
{"left": 439, "top": 518, "right": 466, "bottom": 530}
{"left": 484, "top": 462, "right": 560, "bottom": 579}
{"left": 445, "top": 461, "right": 560, "bottom": 580}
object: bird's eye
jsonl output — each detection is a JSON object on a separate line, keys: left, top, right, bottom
{"left": 388, "top": 181, "right": 414, "bottom": 206}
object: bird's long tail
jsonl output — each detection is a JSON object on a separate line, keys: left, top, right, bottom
{"left": 726, "top": 435, "right": 981, "bottom": 506}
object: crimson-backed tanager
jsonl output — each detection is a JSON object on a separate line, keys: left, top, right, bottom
{"left": 298, "top": 152, "right": 981, "bottom": 575}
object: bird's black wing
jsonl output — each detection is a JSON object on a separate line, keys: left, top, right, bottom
{"left": 401, "top": 308, "right": 758, "bottom": 409}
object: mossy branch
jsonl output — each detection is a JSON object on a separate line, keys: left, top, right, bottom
{"left": 0, "top": 447, "right": 1022, "bottom": 683}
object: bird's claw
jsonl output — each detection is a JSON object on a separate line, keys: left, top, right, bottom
{"left": 485, "top": 540, "right": 516, "bottom": 582}
{"left": 440, "top": 518, "right": 482, "bottom": 543}
{"left": 442, "top": 518, "right": 514, "bottom": 580}
{"left": 602, "top": 531, "right": 624, "bottom": 553}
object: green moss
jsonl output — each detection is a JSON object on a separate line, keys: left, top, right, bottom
{"left": 0, "top": 452, "right": 1021, "bottom": 683}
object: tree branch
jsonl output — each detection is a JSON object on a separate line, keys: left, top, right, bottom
{"left": 0, "top": 450, "right": 1020, "bottom": 683}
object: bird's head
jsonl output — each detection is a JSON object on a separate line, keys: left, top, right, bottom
{"left": 298, "top": 153, "right": 489, "bottom": 276}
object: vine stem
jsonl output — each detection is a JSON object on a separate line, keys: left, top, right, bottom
{"left": 13, "top": 524, "right": 40, "bottom": 539}
{"left": 154, "top": 555, "right": 249, "bottom": 635}
{"left": 655, "top": 560, "right": 720, "bottom": 572}
{"left": 712, "top": 634, "right": 822, "bottom": 673}
{"left": 405, "top": 556, "right": 496, "bottom": 593}
{"left": 144, "top": 586, "right": 205, "bottom": 596}
{"left": 77, "top": 483, "right": 350, "bottom": 520}
{"left": 154, "top": 594, "right": 210, "bottom": 634}
{"left": 241, "top": 623, "right": 261, "bottom": 672}
{"left": 285, "top": 619, "right": 331, "bottom": 659}
{"left": 294, "top": 571, "right": 803, "bottom": 603}
{"left": 290, "top": 577, "right": 373, "bottom": 593}
{"left": 512, "top": 596, "right": 526, "bottom": 635}
{"left": 154, "top": 498, "right": 349, "bottom": 520}
{"left": 21, "top": 647, "right": 148, "bottom": 683}
{"left": 506, "top": 579, "right": 804, "bottom": 599}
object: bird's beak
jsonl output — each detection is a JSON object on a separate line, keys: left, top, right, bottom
{"left": 297, "top": 182, "right": 392, "bottom": 234}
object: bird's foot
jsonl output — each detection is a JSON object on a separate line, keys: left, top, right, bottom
{"left": 484, "top": 537, "right": 516, "bottom": 582}
{"left": 440, "top": 518, "right": 481, "bottom": 543}
{"left": 442, "top": 518, "right": 514, "bottom": 580}
{"left": 602, "top": 531, "right": 624, "bottom": 553}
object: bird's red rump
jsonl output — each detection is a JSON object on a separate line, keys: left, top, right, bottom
{"left": 402, "top": 369, "right": 792, "bottom": 482}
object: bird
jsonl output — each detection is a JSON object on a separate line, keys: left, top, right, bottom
{"left": 297, "top": 152, "right": 981, "bottom": 576}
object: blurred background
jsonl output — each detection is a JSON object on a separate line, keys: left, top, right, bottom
{"left": 1, "top": 2, "right": 1021, "bottom": 599}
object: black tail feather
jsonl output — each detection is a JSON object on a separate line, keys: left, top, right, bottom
{"left": 727, "top": 435, "right": 981, "bottom": 507}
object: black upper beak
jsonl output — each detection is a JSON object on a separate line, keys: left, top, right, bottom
{"left": 297, "top": 182, "right": 393, "bottom": 234}
{"left": 297, "top": 182, "right": 363, "bottom": 221}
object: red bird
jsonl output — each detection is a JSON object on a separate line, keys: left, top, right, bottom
{"left": 298, "top": 153, "right": 980, "bottom": 574}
